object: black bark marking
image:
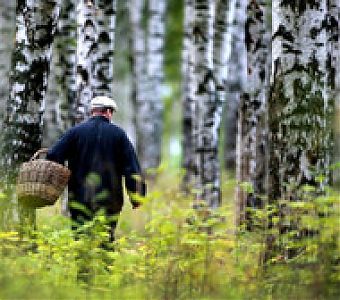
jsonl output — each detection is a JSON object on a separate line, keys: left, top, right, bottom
{"left": 273, "top": 25, "right": 295, "bottom": 43}
{"left": 280, "top": 0, "right": 321, "bottom": 14}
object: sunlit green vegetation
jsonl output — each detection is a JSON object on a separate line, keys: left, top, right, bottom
{"left": 0, "top": 170, "right": 339, "bottom": 300}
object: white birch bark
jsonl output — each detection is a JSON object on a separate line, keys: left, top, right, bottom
{"left": 0, "top": 0, "right": 61, "bottom": 228}
{"left": 213, "top": 0, "right": 231, "bottom": 130}
{"left": 76, "top": 0, "right": 97, "bottom": 122}
{"left": 43, "top": 42, "right": 63, "bottom": 148}
{"left": 269, "top": 1, "right": 334, "bottom": 201}
{"left": 191, "top": 0, "right": 219, "bottom": 208}
{"left": 44, "top": 0, "right": 77, "bottom": 146}
{"left": 182, "top": 0, "right": 195, "bottom": 187}
{"left": 236, "top": 0, "right": 270, "bottom": 225}
{"left": 76, "top": 0, "right": 117, "bottom": 122}
{"left": 94, "top": 0, "right": 116, "bottom": 97}
{"left": 1, "top": 0, "right": 61, "bottom": 175}
{"left": 0, "top": 2, "right": 16, "bottom": 127}
{"left": 57, "top": 0, "right": 78, "bottom": 126}
{"left": 144, "top": 0, "right": 167, "bottom": 169}
{"left": 128, "top": 0, "right": 149, "bottom": 170}
{"left": 43, "top": 0, "right": 77, "bottom": 216}
{"left": 224, "top": 0, "right": 247, "bottom": 170}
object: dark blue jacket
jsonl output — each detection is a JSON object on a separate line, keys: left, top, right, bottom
{"left": 46, "top": 116, "right": 146, "bottom": 216}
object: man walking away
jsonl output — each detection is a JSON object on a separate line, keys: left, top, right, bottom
{"left": 46, "top": 96, "right": 146, "bottom": 242}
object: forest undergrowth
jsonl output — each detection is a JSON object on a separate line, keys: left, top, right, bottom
{"left": 0, "top": 168, "right": 339, "bottom": 300}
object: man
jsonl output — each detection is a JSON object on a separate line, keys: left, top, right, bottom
{"left": 46, "top": 96, "right": 146, "bottom": 241}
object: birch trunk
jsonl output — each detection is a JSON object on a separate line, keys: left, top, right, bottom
{"left": 224, "top": 0, "right": 247, "bottom": 170}
{"left": 94, "top": 0, "right": 116, "bottom": 97}
{"left": 76, "top": 0, "right": 117, "bottom": 122}
{"left": 43, "top": 0, "right": 77, "bottom": 147}
{"left": 75, "top": 0, "right": 97, "bottom": 122}
{"left": 43, "top": 43, "right": 63, "bottom": 147}
{"left": 0, "top": 2, "right": 16, "bottom": 127}
{"left": 269, "top": 1, "right": 334, "bottom": 201}
{"left": 213, "top": 0, "right": 232, "bottom": 143}
{"left": 182, "top": 0, "right": 195, "bottom": 188}
{"left": 191, "top": 0, "right": 220, "bottom": 208}
{"left": 128, "top": 0, "right": 148, "bottom": 170}
{"left": 57, "top": 0, "right": 77, "bottom": 126}
{"left": 236, "top": 0, "right": 270, "bottom": 225}
{"left": 144, "top": 0, "right": 167, "bottom": 169}
{"left": 0, "top": 0, "right": 60, "bottom": 228}
{"left": 1, "top": 0, "right": 61, "bottom": 176}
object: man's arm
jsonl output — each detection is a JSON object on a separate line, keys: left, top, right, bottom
{"left": 120, "top": 133, "right": 146, "bottom": 208}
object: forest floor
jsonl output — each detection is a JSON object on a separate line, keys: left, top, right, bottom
{"left": 1, "top": 169, "right": 339, "bottom": 300}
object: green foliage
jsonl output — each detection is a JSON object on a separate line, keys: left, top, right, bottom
{"left": 0, "top": 172, "right": 339, "bottom": 299}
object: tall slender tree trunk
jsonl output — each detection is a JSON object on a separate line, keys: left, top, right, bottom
{"left": 128, "top": 0, "right": 149, "bottom": 169}
{"left": 1, "top": 0, "right": 61, "bottom": 176}
{"left": 44, "top": 43, "right": 63, "bottom": 148}
{"left": 182, "top": 0, "right": 195, "bottom": 189}
{"left": 76, "top": 0, "right": 97, "bottom": 122}
{"left": 269, "top": 1, "right": 334, "bottom": 201}
{"left": 213, "top": 0, "right": 232, "bottom": 144}
{"left": 43, "top": 0, "right": 77, "bottom": 147}
{"left": 58, "top": 0, "right": 78, "bottom": 126}
{"left": 0, "top": 2, "right": 16, "bottom": 127}
{"left": 209, "top": 0, "right": 234, "bottom": 203}
{"left": 0, "top": 0, "right": 61, "bottom": 229}
{"left": 144, "top": 0, "right": 167, "bottom": 169}
{"left": 94, "top": 0, "right": 116, "bottom": 97}
{"left": 191, "top": 0, "right": 220, "bottom": 208}
{"left": 236, "top": 0, "right": 270, "bottom": 226}
{"left": 76, "top": 0, "right": 116, "bottom": 122}
{"left": 43, "top": 0, "right": 77, "bottom": 216}
{"left": 224, "top": 0, "right": 247, "bottom": 170}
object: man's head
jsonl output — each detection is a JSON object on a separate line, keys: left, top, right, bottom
{"left": 90, "top": 96, "right": 118, "bottom": 120}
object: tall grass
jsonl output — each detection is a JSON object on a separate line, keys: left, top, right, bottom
{"left": 0, "top": 170, "right": 339, "bottom": 299}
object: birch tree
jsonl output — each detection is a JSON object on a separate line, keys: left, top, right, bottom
{"left": 75, "top": 0, "right": 117, "bottom": 122}
{"left": 182, "top": 0, "right": 195, "bottom": 188}
{"left": 59, "top": 0, "right": 78, "bottom": 125}
{"left": 1, "top": 0, "right": 61, "bottom": 176}
{"left": 145, "top": 0, "right": 167, "bottom": 169}
{"left": 191, "top": 0, "right": 220, "bottom": 207}
{"left": 0, "top": 2, "right": 16, "bottom": 127}
{"left": 76, "top": 0, "right": 97, "bottom": 122}
{"left": 94, "top": 0, "right": 116, "bottom": 97}
{"left": 128, "top": 0, "right": 149, "bottom": 167}
{"left": 224, "top": 0, "right": 247, "bottom": 170}
{"left": 236, "top": 0, "right": 270, "bottom": 225}
{"left": 129, "top": 0, "right": 166, "bottom": 171}
{"left": 269, "top": 1, "right": 334, "bottom": 201}
{"left": 44, "top": 0, "right": 77, "bottom": 146}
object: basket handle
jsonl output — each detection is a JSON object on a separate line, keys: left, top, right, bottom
{"left": 30, "top": 148, "right": 49, "bottom": 161}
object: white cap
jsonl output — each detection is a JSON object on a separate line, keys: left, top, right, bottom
{"left": 90, "top": 96, "right": 118, "bottom": 112}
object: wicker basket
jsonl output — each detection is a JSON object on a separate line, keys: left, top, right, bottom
{"left": 17, "top": 148, "right": 71, "bottom": 208}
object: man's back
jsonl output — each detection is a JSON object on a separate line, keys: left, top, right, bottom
{"left": 47, "top": 115, "right": 144, "bottom": 215}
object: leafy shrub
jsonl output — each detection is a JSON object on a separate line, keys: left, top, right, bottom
{"left": 0, "top": 172, "right": 339, "bottom": 299}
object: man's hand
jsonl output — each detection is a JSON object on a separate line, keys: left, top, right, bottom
{"left": 131, "top": 200, "right": 141, "bottom": 209}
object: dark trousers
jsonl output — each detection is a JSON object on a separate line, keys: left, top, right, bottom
{"left": 70, "top": 207, "right": 118, "bottom": 243}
